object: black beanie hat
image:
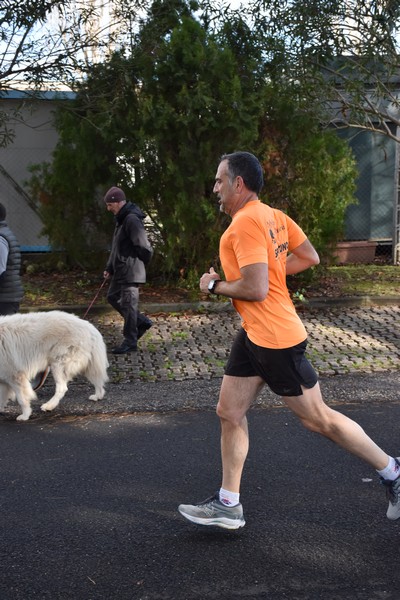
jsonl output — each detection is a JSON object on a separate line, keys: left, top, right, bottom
{"left": 104, "top": 186, "right": 126, "bottom": 203}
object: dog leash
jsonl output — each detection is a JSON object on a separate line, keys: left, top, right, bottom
{"left": 82, "top": 278, "right": 107, "bottom": 319}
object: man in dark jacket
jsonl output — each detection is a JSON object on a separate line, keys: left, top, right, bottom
{"left": 103, "top": 186, "right": 153, "bottom": 354}
{"left": 0, "top": 202, "right": 24, "bottom": 315}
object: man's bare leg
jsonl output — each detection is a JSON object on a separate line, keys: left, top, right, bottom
{"left": 217, "top": 374, "right": 265, "bottom": 493}
{"left": 283, "top": 382, "right": 388, "bottom": 470}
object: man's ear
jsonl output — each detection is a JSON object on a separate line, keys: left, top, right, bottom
{"left": 235, "top": 175, "right": 244, "bottom": 192}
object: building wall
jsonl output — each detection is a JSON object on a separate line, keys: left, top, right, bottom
{"left": 0, "top": 95, "right": 61, "bottom": 250}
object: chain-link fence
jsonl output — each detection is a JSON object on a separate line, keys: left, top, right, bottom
{"left": 336, "top": 128, "right": 398, "bottom": 265}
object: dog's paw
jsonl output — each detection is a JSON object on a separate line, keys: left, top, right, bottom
{"left": 16, "top": 413, "right": 31, "bottom": 421}
{"left": 89, "top": 388, "right": 105, "bottom": 402}
{"left": 40, "top": 401, "right": 55, "bottom": 412}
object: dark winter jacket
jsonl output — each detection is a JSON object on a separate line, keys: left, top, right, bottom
{"left": 106, "top": 202, "right": 153, "bottom": 284}
{"left": 0, "top": 220, "right": 24, "bottom": 303}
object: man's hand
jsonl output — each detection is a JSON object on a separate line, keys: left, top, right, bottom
{"left": 103, "top": 270, "right": 111, "bottom": 280}
{"left": 201, "top": 263, "right": 269, "bottom": 301}
{"left": 199, "top": 267, "right": 220, "bottom": 294}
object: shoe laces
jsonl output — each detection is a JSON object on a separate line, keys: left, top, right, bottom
{"left": 381, "top": 475, "right": 400, "bottom": 504}
{"left": 197, "top": 493, "right": 220, "bottom": 514}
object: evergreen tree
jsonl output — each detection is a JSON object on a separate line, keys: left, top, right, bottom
{"left": 28, "top": 0, "right": 357, "bottom": 277}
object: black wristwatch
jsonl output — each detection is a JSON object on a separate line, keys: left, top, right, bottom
{"left": 208, "top": 279, "right": 220, "bottom": 295}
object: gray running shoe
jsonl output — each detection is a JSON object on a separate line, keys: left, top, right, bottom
{"left": 381, "top": 458, "right": 400, "bottom": 520}
{"left": 178, "top": 493, "right": 245, "bottom": 530}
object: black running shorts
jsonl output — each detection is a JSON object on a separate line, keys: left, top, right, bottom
{"left": 224, "top": 328, "right": 318, "bottom": 397}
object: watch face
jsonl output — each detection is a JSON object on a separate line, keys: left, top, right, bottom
{"left": 208, "top": 279, "right": 218, "bottom": 293}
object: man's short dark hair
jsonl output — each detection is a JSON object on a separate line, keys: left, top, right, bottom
{"left": 221, "top": 151, "right": 264, "bottom": 195}
{"left": 0, "top": 203, "right": 6, "bottom": 221}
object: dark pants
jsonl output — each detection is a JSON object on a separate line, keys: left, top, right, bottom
{"left": 0, "top": 302, "right": 20, "bottom": 315}
{"left": 107, "top": 280, "right": 151, "bottom": 346}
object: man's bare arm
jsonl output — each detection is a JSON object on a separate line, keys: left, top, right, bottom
{"left": 200, "top": 263, "right": 269, "bottom": 301}
{"left": 286, "top": 239, "right": 320, "bottom": 275}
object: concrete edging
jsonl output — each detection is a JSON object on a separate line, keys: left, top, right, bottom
{"left": 20, "top": 295, "right": 400, "bottom": 315}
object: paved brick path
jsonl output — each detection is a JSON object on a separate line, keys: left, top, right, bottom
{"left": 90, "top": 304, "right": 400, "bottom": 384}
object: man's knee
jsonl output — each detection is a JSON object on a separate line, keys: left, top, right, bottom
{"left": 121, "top": 287, "right": 139, "bottom": 307}
{"left": 216, "top": 375, "right": 262, "bottom": 426}
{"left": 216, "top": 401, "right": 247, "bottom": 427}
{"left": 299, "top": 406, "right": 340, "bottom": 437}
{"left": 285, "top": 384, "right": 338, "bottom": 435}
{"left": 107, "top": 294, "right": 120, "bottom": 310}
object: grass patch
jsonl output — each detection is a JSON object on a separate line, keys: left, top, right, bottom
{"left": 20, "top": 263, "right": 399, "bottom": 308}
{"left": 320, "top": 265, "right": 400, "bottom": 297}
{"left": 171, "top": 331, "right": 189, "bottom": 340}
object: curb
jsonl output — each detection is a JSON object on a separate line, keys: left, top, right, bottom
{"left": 20, "top": 295, "right": 400, "bottom": 315}
{"left": 303, "top": 295, "right": 400, "bottom": 308}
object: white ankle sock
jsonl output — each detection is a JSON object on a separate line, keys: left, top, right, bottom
{"left": 377, "top": 456, "right": 400, "bottom": 481}
{"left": 219, "top": 488, "right": 240, "bottom": 507}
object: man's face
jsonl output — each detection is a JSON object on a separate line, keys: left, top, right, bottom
{"left": 105, "top": 201, "right": 123, "bottom": 215}
{"left": 213, "top": 160, "right": 236, "bottom": 216}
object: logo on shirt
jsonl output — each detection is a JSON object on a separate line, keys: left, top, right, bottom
{"left": 269, "top": 225, "right": 288, "bottom": 259}
{"left": 274, "top": 241, "right": 289, "bottom": 259}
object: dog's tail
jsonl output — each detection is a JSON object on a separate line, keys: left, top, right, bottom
{"left": 86, "top": 327, "right": 109, "bottom": 388}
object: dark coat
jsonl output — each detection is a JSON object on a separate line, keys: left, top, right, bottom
{"left": 0, "top": 221, "right": 24, "bottom": 303}
{"left": 106, "top": 202, "right": 153, "bottom": 284}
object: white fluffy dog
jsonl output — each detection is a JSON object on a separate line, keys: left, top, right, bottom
{"left": 0, "top": 310, "right": 109, "bottom": 421}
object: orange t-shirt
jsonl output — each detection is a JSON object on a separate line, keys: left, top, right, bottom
{"left": 220, "top": 200, "right": 308, "bottom": 349}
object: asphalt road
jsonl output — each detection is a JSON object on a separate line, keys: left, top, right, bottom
{"left": 1, "top": 382, "right": 400, "bottom": 600}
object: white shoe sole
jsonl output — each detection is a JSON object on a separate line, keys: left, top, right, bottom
{"left": 178, "top": 509, "right": 245, "bottom": 530}
{"left": 386, "top": 506, "right": 400, "bottom": 520}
